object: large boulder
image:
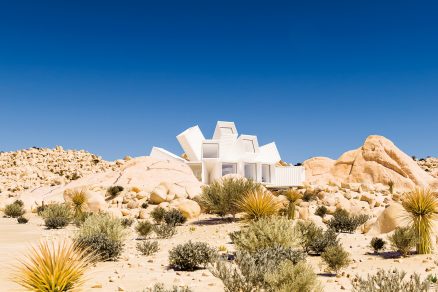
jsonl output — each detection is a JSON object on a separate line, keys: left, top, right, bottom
{"left": 367, "top": 203, "right": 407, "bottom": 235}
{"left": 170, "top": 198, "right": 201, "bottom": 219}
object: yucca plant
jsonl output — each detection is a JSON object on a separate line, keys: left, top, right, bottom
{"left": 402, "top": 188, "right": 438, "bottom": 254}
{"left": 236, "top": 189, "right": 281, "bottom": 220}
{"left": 70, "top": 189, "right": 88, "bottom": 219}
{"left": 281, "top": 189, "right": 302, "bottom": 219}
{"left": 12, "top": 240, "right": 95, "bottom": 291}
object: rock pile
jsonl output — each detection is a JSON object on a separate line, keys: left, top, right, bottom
{"left": 417, "top": 157, "right": 438, "bottom": 178}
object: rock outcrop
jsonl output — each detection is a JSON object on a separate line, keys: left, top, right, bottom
{"left": 417, "top": 157, "right": 438, "bottom": 178}
{"left": 304, "top": 135, "right": 438, "bottom": 192}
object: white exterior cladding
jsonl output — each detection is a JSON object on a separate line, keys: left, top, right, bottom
{"left": 150, "top": 121, "right": 305, "bottom": 187}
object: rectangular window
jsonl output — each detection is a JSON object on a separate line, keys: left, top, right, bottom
{"left": 222, "top": 163, "right": 237, "bottom": 176}
{"left": 219, "top": 127, "right": 234, "bottom": 134}
{"left": 202, "top": 143, "right": 219, "bottom": 158}
{"left": 244, "top": 163, "right": 257, "bottom": 181}
{"left": 242, "top": 139, "right": 255, "bottom": 153}
{"left": 261, "top": 164, "right": 271, "bottom": 183}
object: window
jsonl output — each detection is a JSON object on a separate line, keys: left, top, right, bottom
{"left": 244, "top": 163, "right": 257, "bottom": 180}
{"left": 222, "top": 163, "right": 237, "bottom": 176}
{"left": 219, "top": 127, "right": 234, "bottom": 134}
{"left": 202, "top": 143, "right": 219, "bottom": 158}
{"left": 261, "top": 164, "right": 271, "bottom": 183}
{"left": 242, "top": 139, "right": 255, "bottom": 153}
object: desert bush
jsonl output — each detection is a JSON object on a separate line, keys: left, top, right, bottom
{"left": 4, "top": 201, "right": 25, "bottom": 218}
{"left": 145, "top": 283, "right": 193, "bottom": 292}
{"left": 141, "top": 202, "right": 149, "bottom": 209}
{"left": 70, "top": 189, "right": 88, "bottom": 219}
{"left": 231, "top": 216, "right": 299, "bottom": 253}
{"left": 351, "top": 269, "right": 430, "bottom": 292}
{"left": 370, "top": 237, "right": 386, "bottom": 254}
{"left": 236, "top": 188, "right": 281, "bottom": 220}
{"left": 388, "top": 226, "right": 416, "bottom": 257}
{"left": 402, "top": 188, "right": 438, "bottom": 254}
{"left": 164, "top": 209, "right": 187, "bottom": 226}
{"left": 168, "top": 241, "right": 217, "bottom": 271}
{"left": 12, "top": 240, "right": 95, "bottom": 292}
{"left": 154, "top": 224, "right": 177, "bottom": 239}
{"left": 13, "top": 199, "right": 24, "bottom": 207}
{"left": 73, "top": 211, "right": 92, "bottom": 227}
{"left": 297, "top": 221, "right": 339, "bottom": 255}
{"left": 321, "top": 244, "right": 350, "bottom": 275}
{"left": 120, "top": 217, "right": 134, "bottom": 228}
{"left": 302, "top": 189, "right": 319, "bottom": 202}
{"left": 17, "top": 216, "right": 29, "bottom": 224}
{"left": 327, "top": 209, "right": 369, "bottom": 233}
{"left": 151, "top": 206, "right": 166, "bottom": 224}
{"left": 41, "top": 203, "right": 72, "bottom": 229}
{"left": 107, "top": 185, "right": 124, "bottom": 199}
{"left": 136, "top": 220, "right": 154, "bottom": 238}
{"left": 279, "top": 189, "right": 302, "bottom": 219}
{"left": 315, "top": 206, "right": 328, "bottom": 217}
{"left": 137, "top": 240, "right": 159, "bottom": 256}
{"left": 75, "top": 213, "right": 127, "bottom": 261}
{"left": 264, "top": 261, "right": 321, "bottom": 292}
{"left": 197, "top": 177, "right": 262, "bottom": 217}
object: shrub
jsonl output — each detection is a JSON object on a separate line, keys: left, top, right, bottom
{"left": 402, "top": 188, "right": 438, "bottom": 254}
{"left": 137, "top": 240, "right": 159, "bottom": 256}
{"left": 236, "top": 188, "right": 281, "bottom": 220}
{"left": 17, "top": 216, "right": 29, "bottom": 224}
{"left": 12, "top": 240, "right": 95, "bottom": 292}
{"left": 302, "top": 189, "right": 318, "bottom": 202}
{"left": 4, "top": 202, "right": 25, "bottom": 218}
{"left": 264, "top": 261, "right": 321, "bottom": 292}
{"left": 136, "top": 220, "right": 154, "bottom": 238}
{"left": 315, "top": 206, "right": 328, "bottom": 217}
{"left": 75, "top": 213, "right": 127, "bottom": 261}
{"left": 351, "top": 269, "right": 430, "bottom": 292}
{"left": 13, "top": 199, "right": 24, "bottom": 207}
{"left": 41, "top": 203, "right": 72, "bottom": 229}
{"left": 370, "top": 237, "right": 386, "bottom": 254}
{"left": 164, "top": 209, "right": 187, "bottom": 226}
{"left": 327, "top": 209, "right": 369, "bottom": 233}
{"left": 120, "top": 217, "right": 134, "bottom": 228}
{"left": 388, "top": 226, "right": 416, "bottom": 257}
{"left": 231, "top": 216, "right": 299, "bottom": 253}
{"left": 169, "top": 241, "right": 217, "bottom": 271}
{"left": 197, "top": 177, "right": 262, "bottom": 217}
{"left": 154, "top": 224, "right": 177, "bottom": 239}
{"left": 297, "top": 221, "right": 339, "bottom": 255}
{"left": 69, "top": 189, "right": 88, "bottom": 219}
{"left": 321, "top": 244, "right": 350, "bottom": 275}
{"left": 145, "top": 283, "right": 193, "bottom": 292}
{"left": 151, "top": 207, "right": 166, "bottom": 224}
{"left": 107, "top": 185, "right": 124, "bottom": 199}
{"left": 141, "top": 202, "right": 149, "bottom": 209}
{"left": 279, "top": 189, "right": 302, "bottom": 219}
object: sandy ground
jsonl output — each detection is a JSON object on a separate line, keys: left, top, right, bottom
{"left": 1, "top": 214, "right": 437, "bottom": 292}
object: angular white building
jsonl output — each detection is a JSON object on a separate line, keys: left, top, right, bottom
{"left": 150, "top": 121, "right": 305, "bottom": 188}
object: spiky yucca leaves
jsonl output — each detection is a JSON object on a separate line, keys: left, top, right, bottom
{"left": 70, "top": 189, "right": 88, "bottom": 219}
{"left": 281, "top": 189, "right": 302, "bottom": 219}
{"left": 402, "top": 188, "right": 438, "bottom": 254}
{"left": 236, "top": 188, "right": 281, "bottom": 220}
{"left": 13, "top": 240, "right": 95, "bottom": 292}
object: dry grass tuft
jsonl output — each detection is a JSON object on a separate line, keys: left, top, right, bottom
{"left": 236, "top": 188, "right": 281, "bottom": 220}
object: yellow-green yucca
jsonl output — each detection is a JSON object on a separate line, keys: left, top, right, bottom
{"left": 70, "top": 189, "right": 88, "bottom": 218}
{"left": 236, "top": 188, "right": 281, "bottom": 220}
{"left": 13, "top": 240, "right": 95, "bottom": 292}
{"left": 282, "top": 189, "right": 302, "bottom": 219}
{"left": 402, "top": 188, "right": 438, "bottom": 254}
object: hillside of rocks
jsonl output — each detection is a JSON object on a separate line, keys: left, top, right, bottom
{"left": 0, "top": 146, "right": 121, "bottom": 197}
{"left": 303, "top": 135, "right": 438, "bottom": 192}
{"left": 417, "top": 157, "right": 438, "bottom": 178}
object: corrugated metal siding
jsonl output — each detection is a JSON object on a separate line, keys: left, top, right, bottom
{"left": 273, "top": 166, "right": 305, "bottom": 187}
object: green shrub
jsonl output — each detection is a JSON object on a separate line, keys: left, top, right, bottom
{"left": 370, "top": 237, "right": 386, "bottom": 254}
{"left": 136, "top": 220, "right": 153, "bottom": 238}
{"left": 4, "top": 202, "right": 25, "bottom": 218}
{"left": 154, "top": 224, "right": 177, "bottom": 239}
{"left": 327, "top": 209, "right": 369, "bottom": 233}
{"left": 137, "top": 240, "right": 159, "bottom": 256}
{"left": 231, "top": 217, "right": 299, "bottom": 253}
{"left": 264, "top": 261, "right": 321, "bottom": 292}
{"left": 13, "top": 200, "right": 24, "bottom": 207}
{"left": 74, "top": 213, "right": 127, "bottom": 261}
{"left": 151, "top": 207, "right": 166, "bottom": 224}
{"left": 41, "top": 203, "right": 72, "bottom": 229}
{"left": 197, "top": 177, "right": 262, "bottom": 217}
{"left": 120, "top": 217, "right": 134, "bottom": 228}
{"left": 141, "top": 202, "right": 149, "bottom": 209}
{"left": 351, "top": 269, "right": 430, "bottom": 292}
{"left": 297, "top": 221, "right": 339, "bottom": 255}
{"left": 144, "top": 283, "right": 193, "bottom": 292}
{"left": 388, "top": 227, "right": 416, "bottom": 257}
{"left": 164, "top": 209, "right": 187, "bottom": 226}
{"left": 17, "top": 216, "right": 29, "bottom": 224}
{"left": 302, "top": 189, "right": 319, "bottom": 202}
{"left": 315, "top": 206, "right": 328, "bottom": 217}
{"left": 73, "top": 211, "right": 91, "bottom": 227}
{"left": 107, "top": 185, "right": 124, "bottom": 199}
{"left": 169, "top": 241, "right": 217, "bottom": 271}
{"left": 236, "top": 188, "right": 281, "bottom": 221}
{"left": 321, "top": 244, "right": 350, "bottom": 275}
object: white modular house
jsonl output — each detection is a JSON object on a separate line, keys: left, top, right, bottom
{"left": 150, "top": 121, "right": 305, "bottom": 188}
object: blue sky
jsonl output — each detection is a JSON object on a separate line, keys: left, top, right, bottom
{"left": 0, "top": 1, "right": 437, "bottom": 163}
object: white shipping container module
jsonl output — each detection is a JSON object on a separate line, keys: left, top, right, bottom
{"left": 150, "top": 121, "right": 305, "bottom": 188}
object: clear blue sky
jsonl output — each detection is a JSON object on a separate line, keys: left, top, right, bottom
{"left": 1, "top": 1, "right": 437, "bottom": 163}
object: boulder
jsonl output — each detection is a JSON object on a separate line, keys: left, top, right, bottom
{"left": 170, "top": 199, "right": 201, "bottom": 219}
{"left": 138, "top": 209, "right": 148, "bottom": 219}
{"left": 150, "top": 185, "right": 168, "bottom": 204}
{"left": 368, "top": 203, "right": 407, "bottom": 235}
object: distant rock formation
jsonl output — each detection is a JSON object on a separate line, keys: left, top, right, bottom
{"left": 304, "top": 135, "right": 438, "bottom": 191}
{"left": 417, "top": 157, "right": 438, "bottom": 178}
